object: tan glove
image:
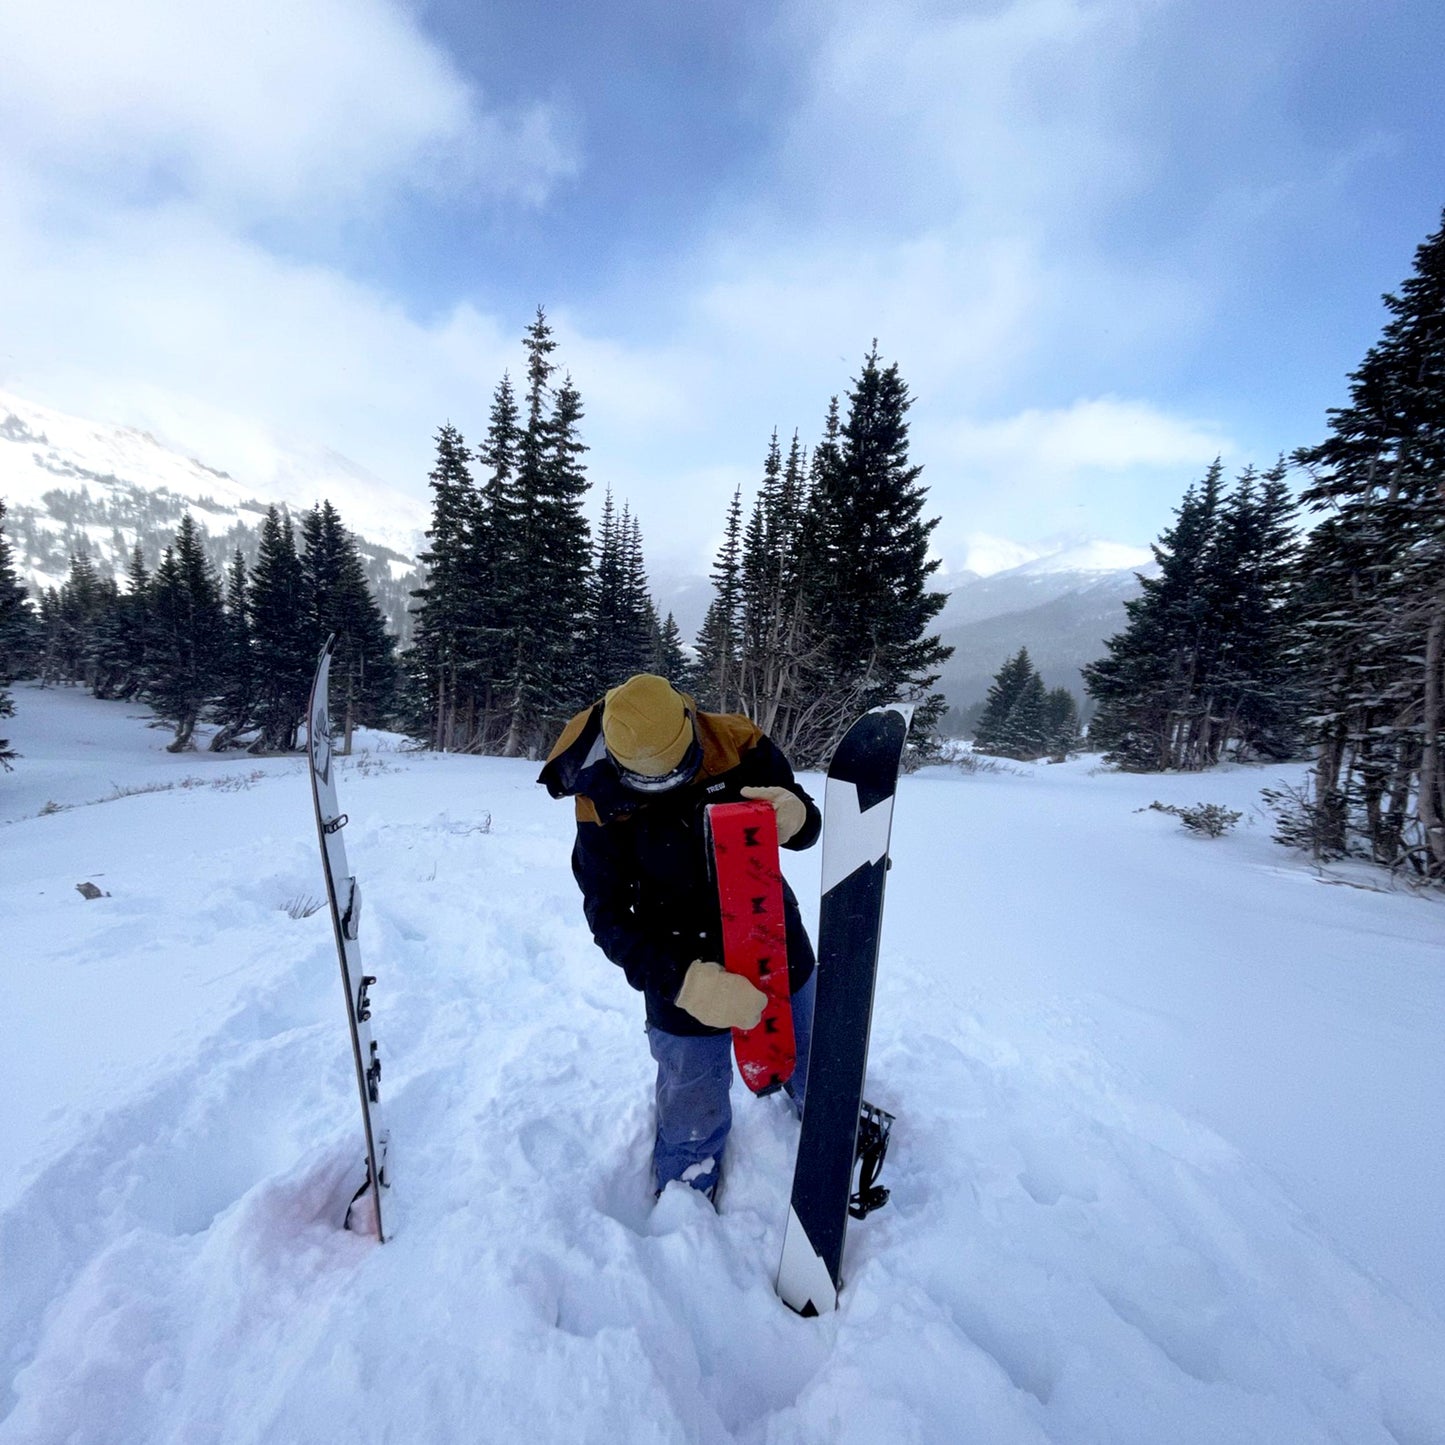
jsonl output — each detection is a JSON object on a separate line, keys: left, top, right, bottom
{"left": 675, "top": 960, "right": 767, "bottom": 1031}
{"left": 740, "top": 785, "right": 807, "bottom": 845}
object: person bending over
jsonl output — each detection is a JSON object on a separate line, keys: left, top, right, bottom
{"left": 539, "top": 673, "right": 820, "bottom": 1201}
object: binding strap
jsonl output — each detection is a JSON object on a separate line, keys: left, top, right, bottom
{"left": 849, "top": 1101, "right": 895, "bottom": 1219}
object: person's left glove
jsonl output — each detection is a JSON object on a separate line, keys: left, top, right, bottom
{"left": 675, "top": 960, "right": 767, "bottom": 1030}
{"left": 740, "top": 785, "right": 807, "bottom": 845}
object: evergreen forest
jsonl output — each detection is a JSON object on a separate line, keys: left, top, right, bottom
{"left": 1074, "top": 208, "right": 1445, "bottom": 879}
{"left": 4, "top": 203, "right": 1445, "bottom": 886}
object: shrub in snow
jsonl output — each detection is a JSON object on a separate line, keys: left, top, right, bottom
{"left": 953, "top": 752, "right": 1023, "bottom": 777}
{"left": 1145, "top": 801, "right": 1243, "bottom": 837}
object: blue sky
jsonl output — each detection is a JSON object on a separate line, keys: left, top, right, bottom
{"left": 1, "top": 0, "right": 1442, "bottom": 578}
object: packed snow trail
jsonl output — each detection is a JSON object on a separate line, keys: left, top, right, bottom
{"left": 3, "top": 687, "right": 1443, "bottom": 1443}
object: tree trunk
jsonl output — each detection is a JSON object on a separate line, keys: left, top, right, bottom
{"left": 168, "top": 711, "right": 197, "bottom": 752}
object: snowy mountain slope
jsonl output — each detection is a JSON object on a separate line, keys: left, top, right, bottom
{"left": 0, "top": 389, "right": 428, "bottom": 634}
{"left": 936, "top": 572, "right": 1144, "bottom": 715}
{"left": 3, "top": 687, "right": 1443, "bottom": 1444}
{"left": 928, "top": 545, "right": 1155, "bottom": 716}
{"left": 1007, "top": 540, "right": 1152, "bottom": 577}
{"left": 934, "top": 549, "right": 1151, "bottom": 633}
{"left": 654, "top": 541, "right": 1150, "bottom": 676}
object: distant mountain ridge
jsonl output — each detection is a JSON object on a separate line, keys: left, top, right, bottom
{"left": 655, "top": 542, "right": 1152, "bottom": 726}
{"left": 935, "top": 561, "right": 1153, "bottom": 722}
{"left": 0, "top": 389, "right": 429, "bottom": 639}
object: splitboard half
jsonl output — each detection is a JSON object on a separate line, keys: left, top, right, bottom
{"left": 706, "top": 800, "right": 795, "bottom": 1095}
{"left": 776, "top": 704, "right": 910, "bottom": 1315}
{"left": 307, "top": 636, "right": 391, "bottom": 1241}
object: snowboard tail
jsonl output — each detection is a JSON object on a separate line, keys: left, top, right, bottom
{"left": 776, "top": 705, "right": 910, "bottom": 1315}
{"left": 308, "top": 637, "right": 391, "bottom": 1241}
{"left": 706, "top": 800, "right": 795, "bottom": 1095}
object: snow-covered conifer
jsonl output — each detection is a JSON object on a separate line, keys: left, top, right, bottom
{"left": 147, "top": 515, "right": 224, "bottom": 752}
{"left": 695, "top": 485, "right": 744, "bottom": 712}
{"left": 247, "top": 507, "right": 312, "bottom": 752}
{"left": 1292, "top": 207, "right": 1445, "bottom": 875}
{"left": 410, "top": 423, "right": 477, "bottom": 750}
{"left": 302, "top": 501, "right": 397, "bottom": 748}
{"left": 0, "top": 499, "right": 37, "bottom": 769}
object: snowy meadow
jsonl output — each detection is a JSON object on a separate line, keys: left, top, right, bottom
{"left": 2, "top": 685, "right": 1442, "bottom": 1444}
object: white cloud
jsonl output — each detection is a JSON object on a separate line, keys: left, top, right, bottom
{"left": 922, "top": 396, "right": 1233, "bottom": 560}
{"left": 939, "top": 397, "right": 1231, "bottom": 474}
{"left": 0, "top": 201, "right": 513, "bottom": 491}
{"left": 0, "top": 0, "right": 1303, "bottom": 588}
{"left": 0, "top": 0, "right": 575, "bottom": 215}
{"left": 0, "top": 0, "right": 576, "bottom": 526}
{"left": 779, "top": 0, "right": 1155, "bottom": 228}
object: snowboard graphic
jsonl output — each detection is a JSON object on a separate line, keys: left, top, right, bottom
{"left": 706, "top": 800, "right": 795, "bottom": 1095}
{"left": 307, "top": 636, "right": 391, "bottom": 1241}
{"left": 776, "top": 704, "right": 911, "bottom": 1315}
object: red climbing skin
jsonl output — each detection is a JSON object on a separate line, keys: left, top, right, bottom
{"left": 706, "top": 800, "right": 796, "bottom": 1094}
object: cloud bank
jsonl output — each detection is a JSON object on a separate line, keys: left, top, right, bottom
{"left": 1, "top": 0, "right": 1386, "bottom": 581}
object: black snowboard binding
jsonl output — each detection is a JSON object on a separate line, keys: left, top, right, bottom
{"left": 849, "top": 1101, "right": 895, "bottom": 1219}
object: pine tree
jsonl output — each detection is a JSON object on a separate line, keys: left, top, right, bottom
{"left": 738, "top": 430, "right": 808, "bottom": 734}
{"left": 1043, "top": 686, "right": 1082, "bottom": 757}
{"left": 409, "top": 424, "right": 477, "bottom": 750}
{"left": 38, "top": 546, "right": 108, "bottom": 686}
{"left": 972, "top": 649, "right": 1075, "bottom": 760}
{"left": 499, "top": 312, "right": 594, "bottom": 757}
{"left": 471, "top": 373, "right": 523, "bottom": 747}
{"left": 695, "top": 486, "right": 744, "bottom": 711}
{"left": 1085, "top": 461, "right": 1302, "bottom": 770}
{"left": 88, "top": 545, "right": 153, "bottom": 704}
{"left": 146, "top": 515, "right": 225, "bottom": 751}
{"left": 84, "top": 574, "right": 126, "bottom": 698}
{"left": 1207, "top": 462, "right": 1302, "bottom": 762}
{"left": 583, "top": 493, "right": 660, "bottom": 694}
{"left": 650, "top": 610, "right": 689, "bottom": 685}
{"left": 1292, "top": 208, "right": 1445, "bottom": 874}
{"left": 210, "top": 549, "right": 253, "bottom": 750}
{"left": 0, "top": 499, "right": 36, "bottom": 770}
{"left": 584, "top": 488, "right": 624, "bottom": 694}
{"left": 1084, "top": 465, "right": 1226, "bottom": 769}
{"left": 799, "top": 346, "right": 951, "bottom": 763}
{"left": 974, "top": 648, "right": 1036, "bottom": 754}
{"left": 247, "top": 506, "right": 312, "bottom": 751}
{"left": 302, "top": 500, "right": 397, "bottom": 749}
{"left": 614, "top": 505, "right": 659, "bottom": 681}
{"left": 1003, "top": 670, "right": 1050, "bottom": 759}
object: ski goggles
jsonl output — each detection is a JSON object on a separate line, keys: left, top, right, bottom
{"left": 611, "top": 734, "right": 704, "bottom": 794}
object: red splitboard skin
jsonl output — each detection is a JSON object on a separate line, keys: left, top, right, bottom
{"left": 706, "top": 801, "right": 795, "bottom": 1095}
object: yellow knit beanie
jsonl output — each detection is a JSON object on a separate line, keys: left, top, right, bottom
{"left": 602, "top": 674, "right": 693, "bottom": 777}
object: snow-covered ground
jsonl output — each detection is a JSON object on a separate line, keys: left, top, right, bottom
{"left": 3, "top": 685, "right": 1442, "bottom": 1444}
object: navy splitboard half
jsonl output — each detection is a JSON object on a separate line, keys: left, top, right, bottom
{"left": 307, "top": 636, "right": 391, "bottom": 1241}
{"left": 776, "top": 704, "right": 910, "bottom": 1315}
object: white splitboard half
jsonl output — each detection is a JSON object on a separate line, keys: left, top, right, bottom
{"left": 308, "top": 638, "right": 391, "bottom": 1241}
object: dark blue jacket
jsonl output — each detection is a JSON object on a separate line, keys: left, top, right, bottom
{"left": 538, "top": 702, "right": 821, "bottom": 1035}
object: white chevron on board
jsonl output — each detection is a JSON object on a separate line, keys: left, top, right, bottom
{"left": 819, "top": 781, "right": 894, "bottom": 894}
{"left": 776, "top": 1207, "right": 838, "bottom": 1315}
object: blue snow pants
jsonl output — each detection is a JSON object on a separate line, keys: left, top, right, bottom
{"left": 647, "top": 972, "right": 816, "bottom": 1197}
